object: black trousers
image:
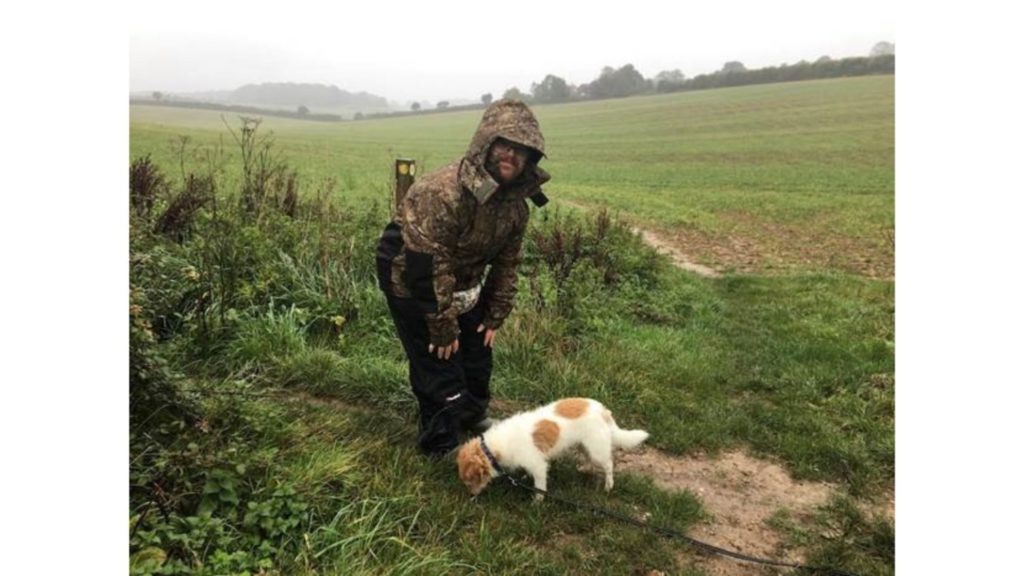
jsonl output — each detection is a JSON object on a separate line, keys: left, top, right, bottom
{"left": 384, "top": 293, "right": 493, "bottom": 455}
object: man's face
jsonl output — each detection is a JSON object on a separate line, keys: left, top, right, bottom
{"left": 486, "top": 139, "right": 530, "bottom": 183}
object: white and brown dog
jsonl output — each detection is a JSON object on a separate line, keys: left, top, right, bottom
{"left": 456, "top": 398, "right": 649, "bottom": 499}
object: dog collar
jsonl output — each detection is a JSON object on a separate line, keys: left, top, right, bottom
{"left": 479, "top": 436, "right": 503, "bottom": 476}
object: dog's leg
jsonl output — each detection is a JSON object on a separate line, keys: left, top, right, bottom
{"left": 582, "top": 435, "right": 615, "bottom": 492}
{"left": 525, "top": 461, "right": 549, "bottom": 502}
{"left": 599, "top": 454, "right": 614, "bottom": 492}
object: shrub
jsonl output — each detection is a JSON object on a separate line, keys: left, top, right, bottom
{"left": 524, "top": 207, "right": 663, "bottom": 315}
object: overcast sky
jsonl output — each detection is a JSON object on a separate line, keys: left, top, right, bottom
{"left": 130, "top": 0, "right": 895, "bottom": 105}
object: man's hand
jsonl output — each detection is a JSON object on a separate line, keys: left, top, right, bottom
{"left": 428, "top": 339, "right": 460, "bottom": 360}
{"left": 477, "top": 324, "right": 497, "bottom": 348}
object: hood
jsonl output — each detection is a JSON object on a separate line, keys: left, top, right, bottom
{"left": 458, "top": 99, "right": 550, "bottom": 204}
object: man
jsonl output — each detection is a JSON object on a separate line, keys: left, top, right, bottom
{"left": 376, "top": 99, "right": 550, "bottom": 457}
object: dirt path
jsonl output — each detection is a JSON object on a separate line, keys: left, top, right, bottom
{"left": 633, "top": 226, "right": 722, "bottom": 278}
{"left": 556, "top": 199, "right": 722, "bottom": 278}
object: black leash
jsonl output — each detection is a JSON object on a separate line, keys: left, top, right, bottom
{"left": 500, "top": 474, "right": 860, "bottom": 576}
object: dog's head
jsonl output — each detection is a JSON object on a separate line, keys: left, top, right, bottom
{"left": 456, "top": 438, "right": 495, "bottom": 496}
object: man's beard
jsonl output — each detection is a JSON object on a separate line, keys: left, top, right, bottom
{"left": 484, "top": 156, "right": 524, "bottom": 184}
{"left": 484, "top": 155, "right": 504, "bottom": 182}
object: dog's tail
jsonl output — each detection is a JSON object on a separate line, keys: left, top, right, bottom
{"left": 605, "top": 409, "right": 649, "bottom": 450}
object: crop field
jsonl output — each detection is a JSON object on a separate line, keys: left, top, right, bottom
{"left": 132, "top": 75, "right": 893, "bottom": 277}
{"left": 130, "top": 75, "right": 894, "bottom": 575}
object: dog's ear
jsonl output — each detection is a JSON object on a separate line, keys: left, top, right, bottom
{"left": 470, "top": 455, "right": 489, "bottom": 484}
{"left": 456, "top": 441, "right": 482, "bottom": 484}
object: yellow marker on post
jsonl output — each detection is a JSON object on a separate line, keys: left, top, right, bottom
{"left": 394, "top": 158, "right": 416, "bottom": 213}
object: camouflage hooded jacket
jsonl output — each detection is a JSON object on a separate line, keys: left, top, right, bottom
{"left": 376, "top": 99, "right": 550, "bottom": 346}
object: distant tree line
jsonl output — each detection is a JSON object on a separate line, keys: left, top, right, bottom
{"left": 654, "top": 54, "right": 894, "bottom": 94}
{"left": 474, "top": 43, "right": 895, "bottom": 106}
{"left": 504, "top": 51, "right": 895, "bottom": 106}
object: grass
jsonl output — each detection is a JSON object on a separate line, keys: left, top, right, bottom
{"left": 130, "top": 75, "right": 894, "bottom": 575}
{"left": 277, "top": 397, "right": 707, "bottom": 576}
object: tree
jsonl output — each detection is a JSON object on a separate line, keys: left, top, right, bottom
{"left": 611, "top": 64, "right": 646, "bottom": 97}
{"left": 297, "top": 105, "right": 309, "bottom": 116}
{"left": 584, "top": 64, "right": 649, "bottom": 99}
{"left": 531, "top": 74, "right": 572, "bottom": 103}
{"left": 437, "top": 100, "right": 450, "bottom": 109}
{"left": 354, "top": 112, "right": 364, "bottom": 120}
{"left": 815, "top": 55, "right": 832, "bottom": 64}
{"left": 870, "top": 41, "right": 895, "bottom": 57}
{"left": 411, "top": 102, "right": 421, "bottom": 111}
{"left": 502, "top": 87, "right": 527, "bottom": 101}
{"left": 152, "top": 91, "right": 163, "bottom": 101}
{"left": 654, "top": 69, "right": 685, "bottom": 86}
{"left": 721, "top": 61, "right": 747, "bottom": 74}
{"left": 481, "top": 93, "right": 493, "bottom": 105}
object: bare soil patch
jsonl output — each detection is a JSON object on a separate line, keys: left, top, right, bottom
{"left": 614, "top": 447, "right": 835, "bottom": 575}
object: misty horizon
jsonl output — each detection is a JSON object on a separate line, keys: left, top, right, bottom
{"left": 130, "top": 0, "right": 894, "bottom": 106}
{"left": 130, "top": 42, "right": 893, "bottom": 107}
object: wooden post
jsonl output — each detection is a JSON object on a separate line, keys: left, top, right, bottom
{"left": 394, "top": 158, "right": 416, "bottom": 213}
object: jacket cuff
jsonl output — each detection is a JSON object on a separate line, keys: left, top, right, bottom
{"left": 481, "top": 314, "right": 506, "bottom": 331}
{"left": 426, "top": 315, "right": 460, "bottom": 347}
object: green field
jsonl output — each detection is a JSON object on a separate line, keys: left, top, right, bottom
{"left": 132, "top": 75, "right": 894, "bottom": 278}
{"left": 130, "top": 76, "right": 894, "bottom": 575}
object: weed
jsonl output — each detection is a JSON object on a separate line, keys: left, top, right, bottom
{"left": 154, "top": 174, "right": 215, "bottom": 242}
{"left": 130, "top": 154, "right": 165, "bottom": 219}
